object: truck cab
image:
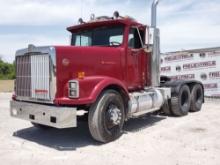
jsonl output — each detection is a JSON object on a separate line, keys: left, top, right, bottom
{"left": 10, "top": 2, "right": 204, "bottom": 143}
{"left": 68, "top": 18, "right": 149, "bottom": 90}
{"left": 53, "top": 18, "right": 151, "bottom": 106}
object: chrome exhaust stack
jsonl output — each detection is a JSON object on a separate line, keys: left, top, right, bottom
{"left": 151, "top": 0, "right": 159, "bottom": 28}
{"left": 150, "top": 0, "right": 160, "bottom": 87}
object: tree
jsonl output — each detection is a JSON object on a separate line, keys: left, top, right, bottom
{"left": 0, "top": 57, "right": 15, "bottom": 80}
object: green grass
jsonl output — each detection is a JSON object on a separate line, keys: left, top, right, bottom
{"left": 0, "top": 80, "right": 14, "bottom": 92}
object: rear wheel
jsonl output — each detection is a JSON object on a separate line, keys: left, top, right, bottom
{"left": 161, "top": 99, "right": 172, "bottom": 115}
{"left": 88, "top": 90, "right": 125, "bottom": 143}
{"left": 171, "top": 85, "right": 191, "bottom": 116}
{"left": 190, "top": 84, "right": 204, "bottom": 112}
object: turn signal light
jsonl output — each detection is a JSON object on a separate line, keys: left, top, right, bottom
{"left": 78, "top": 72, "right": 85, "bottom": 79}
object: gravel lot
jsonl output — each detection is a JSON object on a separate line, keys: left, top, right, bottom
{"left": 0, "top": 93, "right": 220, "bottom": 165}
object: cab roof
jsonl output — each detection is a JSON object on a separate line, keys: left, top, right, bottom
{"left": 67, "top": 18, "right": 146, "bottom": 32}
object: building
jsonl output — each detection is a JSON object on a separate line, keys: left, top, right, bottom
{"left": 161, "top": 47, "right": 220, "bottom": 97}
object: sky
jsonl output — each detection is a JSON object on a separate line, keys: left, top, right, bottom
{"left": 0, "top": 0, "right": 220, "bottom": 62}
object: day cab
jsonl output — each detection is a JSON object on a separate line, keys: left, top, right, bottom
{"left": 10, "top": 4, "right": 204, "bottom": 143}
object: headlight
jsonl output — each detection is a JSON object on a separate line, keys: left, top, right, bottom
{"left": 69, "top": 80, "right": 79, "bottom": 98}
{"left": 69, "top": 82, "right": 77, "bottom": 89}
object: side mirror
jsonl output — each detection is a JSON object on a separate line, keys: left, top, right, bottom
{"left": 145, "top": 27, "right": 155, "bottom": 45}
{"left": 148, "top": 28, "right": 155, "bottom": 45}
{"left": 144, "top": 27, "right": 155, "bottom": 53}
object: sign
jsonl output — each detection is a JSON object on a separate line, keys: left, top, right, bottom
{"left": 161, "top": 48, "right": 220, "bottom": 97}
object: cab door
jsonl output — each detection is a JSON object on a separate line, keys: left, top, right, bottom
{"left": 126, "top": 27, "right": 145, "bottom": 90}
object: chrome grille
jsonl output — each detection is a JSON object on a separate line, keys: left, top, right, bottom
{"left": 31, "top": 55, "right": 50, "bottom": 100}
{"left": 16, "top": 54, "right": 51, "bottom": 101}
{"left": 16, "top": 55, "right": 31, "bottom": 97}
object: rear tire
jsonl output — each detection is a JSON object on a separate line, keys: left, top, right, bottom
{"left": 88, "top": 90, "right": 125, "bottom": 143}
{"left": 161, "top": 99, "right": 172, "bottom": 115}
{"left": 171, "top": 85, "right": 191, "bottom": 116}
{"left": 190, "top": 84, "right": 204, "bottom": 112}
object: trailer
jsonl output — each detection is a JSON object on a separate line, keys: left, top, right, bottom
{"left": 10, "top": 0, "right": 204, "bottom": 143}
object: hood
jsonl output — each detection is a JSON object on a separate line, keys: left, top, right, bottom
{"left": 55, "top": 46, "right": 125, "bottom": 98}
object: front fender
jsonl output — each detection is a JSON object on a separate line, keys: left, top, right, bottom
{"left": 55, "top": 76, "right": 129, "bottom": 105}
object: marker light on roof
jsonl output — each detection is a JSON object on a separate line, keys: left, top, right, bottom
{"left": 90, "top": 14, "right": 95, "bottom": 21}
{"left": 78, "top": 18, "right": 84, "bottom": 24}
{"left": 113, "top": 11, "right": 120, "bottom": 19}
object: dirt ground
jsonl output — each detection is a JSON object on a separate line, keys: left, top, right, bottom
{"left": 0, "top": 80, "right": 14, "bottom": 92}
{"left": 0, "top": 93, "right": 220, "bottom": 165}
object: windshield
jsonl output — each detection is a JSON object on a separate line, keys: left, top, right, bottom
{"left": 71, "top": 26, "right": 124, "bottom": 47}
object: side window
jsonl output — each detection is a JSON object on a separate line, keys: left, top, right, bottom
{"left": 109, "top": 35, "right": 123, "bottom": 45}
{"left": 80, "top": 35, "right": 91, "bottom": 46}
{"left": 75, "top": 36, "right": 81, "bottom": 46}
{"left": 128, "top": 28, "right": 144, "bottom": 49}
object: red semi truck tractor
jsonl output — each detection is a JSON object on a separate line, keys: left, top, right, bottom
{"left": 10, "top": 0, "right": 204, "bottom": 143}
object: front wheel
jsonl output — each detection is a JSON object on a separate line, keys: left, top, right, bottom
{"left": 88, "top": 90, "right": 125, "bottom": 143}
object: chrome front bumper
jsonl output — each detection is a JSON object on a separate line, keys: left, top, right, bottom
{"left": 10, "top": 100, "right": 77, "bottom": 129}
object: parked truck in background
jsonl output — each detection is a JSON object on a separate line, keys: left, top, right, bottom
{"left": 10, "top": 0, "right": 204, "bottom": 143}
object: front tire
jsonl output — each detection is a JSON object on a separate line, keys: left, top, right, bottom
{"left": 88, "top": 90, "right": 125, "bottom": 143}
